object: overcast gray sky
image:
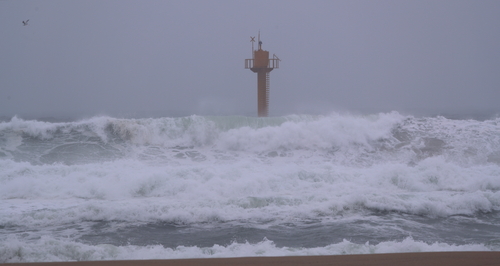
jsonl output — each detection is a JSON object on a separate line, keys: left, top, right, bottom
{"left": 1, "top": 0, "right": 499, "bottom": 119}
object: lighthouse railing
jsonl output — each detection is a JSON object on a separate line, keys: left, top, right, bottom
{"left": 245, "top": 59, "right": 253, "bottom": 69}
{"left": 269, "top": 58, "right": 279, "bottom": 69}
{"left": 245, "top": 58, "right": 279, "bottom": 69}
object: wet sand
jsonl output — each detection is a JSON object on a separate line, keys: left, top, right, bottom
{"left": 3, "top": 252, "right": 500, "bottom": 266}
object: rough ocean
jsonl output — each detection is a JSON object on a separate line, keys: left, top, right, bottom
{"left": 1, "top": 112, "right": 499, "bottom": 262}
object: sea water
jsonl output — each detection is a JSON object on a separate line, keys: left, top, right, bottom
{"left": 1, "top": 112, "right": 499, "bottom": 262}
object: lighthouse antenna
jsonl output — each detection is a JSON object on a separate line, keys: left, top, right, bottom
{"left": 250, "top": 36, "right": 255, "bottom": 56}
{"left": 258, "top": 30, "right": 262, "bottom": 50}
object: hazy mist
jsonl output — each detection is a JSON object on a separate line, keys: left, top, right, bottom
{"left": 1, "top": 0, "right": 500, "bottom": 119}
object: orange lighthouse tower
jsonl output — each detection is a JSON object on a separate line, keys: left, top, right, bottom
{"left": 245, "top": 33, "right": 280, "bottom": 117}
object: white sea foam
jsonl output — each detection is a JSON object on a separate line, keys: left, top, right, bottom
{"left": 0, "top": 235, "right": 495, "bottom": 263}
{"left": 1, "top": 155, "right": 499, "bottom": 228}
{"left": 1, "top": 112, "right": 500, "bottom": 262}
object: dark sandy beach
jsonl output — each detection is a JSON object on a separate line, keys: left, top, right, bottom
{"left": 4, "top": 252, "right": 500, "bottom": 266}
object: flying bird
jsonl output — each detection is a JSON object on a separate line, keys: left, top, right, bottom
{"left": 22, "top": 20, "right": 29, "bottom": 26}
